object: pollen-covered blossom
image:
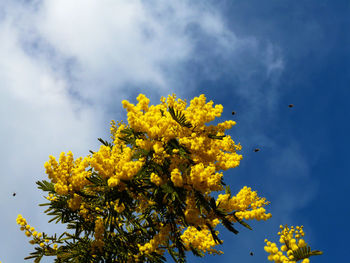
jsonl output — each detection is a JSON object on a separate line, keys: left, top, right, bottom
{"left": 44, "top": 152, "right": 91, "bottom": 195}
{"left": 67, "top": 193, "right": 83, "bottom": 211}
{"left": 118, "top": 93, "right": 243, "bottom": 194}
{"left": 16, "top": 214, "right": 58, "bottom": 250}
{"left": 138, "top": 224, "right": 170, "bottom": 255}
{"left": 171, "top": 168, "right": 183, "bottom": 187}
{"left": 91, "top": 217, "right": 105, "bottom": 252}
{"left": 46, "top": 193, "right": 58, "bottom": 202}
{"left": 90, "top": 145, "right": 144, "bottom": 188}
{"left": 189, "top": 163, "right": 223, "bottom": 193}
{"left": 78, "top": 202, "right": 94, "bottom": 222}
{"left": 264, "top": 225, "right": 311, "bottom": 263}
{"left": 181, "top": 225, "right": 223, "bottom": 255}
{"left": 216, "top": 186, "right": 272, "bottom": 221}
{"left": 16, "top": 214, "right": 27, "bottom": 227}
{"left": 150, "top": 172, "right": 163, "bottom": 186}
{"left": 113, "top": 200, "right": 125, "bottom": 213}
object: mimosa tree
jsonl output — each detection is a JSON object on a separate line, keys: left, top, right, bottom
{"left": 16, "top": 94, "right": 322, "bottom": 263}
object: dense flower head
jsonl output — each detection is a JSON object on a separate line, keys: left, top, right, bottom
{"left": 118, "top": 93, "right": 243, "bottom": 193}
{"left": 92, "top": 217, "right": 105, "bottom": 252}
{"left": 150, "top": 172, "right": 163, "bottom": 186}
{"left": 189, "top": 163, "right": 223, "bottom": 193}
{"left": 44, "top": 152, "right": 91, "bottom": 195}
{"left": 138, "top": 223, "right": 170, "bottom": 255}
{"left": 89, "top": 145, "right": 144, "bottom": 187}
{"left": 264, "top": 225, "right": 315, "bottom": 263}
{"left": 216, "top": 186, "right": 272, "bottom": 221}
{"left": 170, "top": 168, "right": 184, "bottom": 187}
{"left": 181, "top": 225, "right": 224, "bottom": 255}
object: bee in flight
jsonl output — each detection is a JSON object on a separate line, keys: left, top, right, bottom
{"left": 13, "top": 192, "right": 16, "bottom": 197}
{"left": 254, "top": 148, "right": 260, "bottom": 152}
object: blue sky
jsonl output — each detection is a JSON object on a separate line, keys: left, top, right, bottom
{"left": 0, "top": 0, "right": 348, "bottom": 262}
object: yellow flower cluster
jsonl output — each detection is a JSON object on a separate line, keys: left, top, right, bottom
{"left": 150, "top": 172, "right": 163, "bottom": 186}
{"left": 264, "top": 225, "right": 309, "bottom": 263}
{"left": 46, "top": 193, "right": 58, "bottom": 202}
{"left": 170, "top": 168, "right": 183, "bottom": 187}
{"left": 67, "top": 193, "right": 83, "bottom": 211}
{"left": 44, "top": 152, "right": 91, "bottom": 195}
{"left": 181, "top": 225, "right": 223, "bottom": 255}
{"left": 105, "top": 200, "right": 126, "bottom": 214}
{"left": 16, "top": 215, "right": 58, "bottom": 250}
{"left": 90, "top": 145, "right": 144, "bottom": 188}
{"left": 78, "top": 202, "right": 94, "bottom": 222}
{"left": 114, "top": 200, "right": 125, "bottom": 213}
{"left": 189, "top": 163, "right": 223, "bottom": 193}
{"left": 216, "top": 186, "right": 272, "bottom": 221}
{"left": 118, "top": 93, "right": 243, "bottom": 194}
{"left": 138, "top": 224, "right": 170, "bottom": 255}
{"left": 91, "top": 217, "right": 105, "bottom": 252}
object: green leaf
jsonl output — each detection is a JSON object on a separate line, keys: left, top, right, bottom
{"left": 85, "top": 173, "right": 107, "bottom": 187}
{"left": 161, "top": 183, "right": 175, "bottom": 194}
{"left": 220, "top": 177, "right": 226, "bottom": 186}
{"left": 48, "top": 215, "right": 61, "bottom": 224}
{"left": 189, "top": 244, "right": 204, "bottom": 257}
{"left": 209, "top": 197, "right": 217, "bottom": 210}
{"left": 39, "top": 202, "right": 51, "bottom": 207}
{"left": 97, "top": 138, "right": 113, "bottom": 148}
{"left": 309, "top": 250, "right": 323, "bottom": 256}
{"left": 36, "top": 180, "right": 55, "bottom": 192}
{"left": 232, "top": 212, "right": 252, "bottom": 230}
{"left": 194, "top": 190, "right": 211, "bottom": 213}
{"left": 117, "top": 128, "right": 144, "bottom": 146}
{"left": 208, "top": 134, "right": 226, "bottom": 140}
{"left": 220, "top": 216, "right": 239, "bottom": 234}
{"left": 225, "top": 185, "right": 231, "bottom": 196}
{"left": 206, "top": 223, "right": 223, "bottom": 245}
{"left": 168, "top": 106, "right": 192, "bottom": 128}
{"left": 292, "top": 245, "right": 323, "bottom": 261}
{"left": 131, "top": 148, "right": 149, "bottom": 160}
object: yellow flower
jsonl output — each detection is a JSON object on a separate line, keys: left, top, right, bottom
{"left": 150, "top": 172, "right": 163, "bottom": 186}
{"left": 181, "top": 225, "right": 223, "bottom": 255}
{"left": 170, "top": 168, "right": 183, "bottom": 187}
{"left": 264, "top": 225, "right": 320, "bottom": 263}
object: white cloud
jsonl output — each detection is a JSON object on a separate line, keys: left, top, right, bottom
{"left": 0, "top": 15, "right": 102, "bottom": 262}
{"left": 35, "top": 0, "right": 196, "bottom": 99}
